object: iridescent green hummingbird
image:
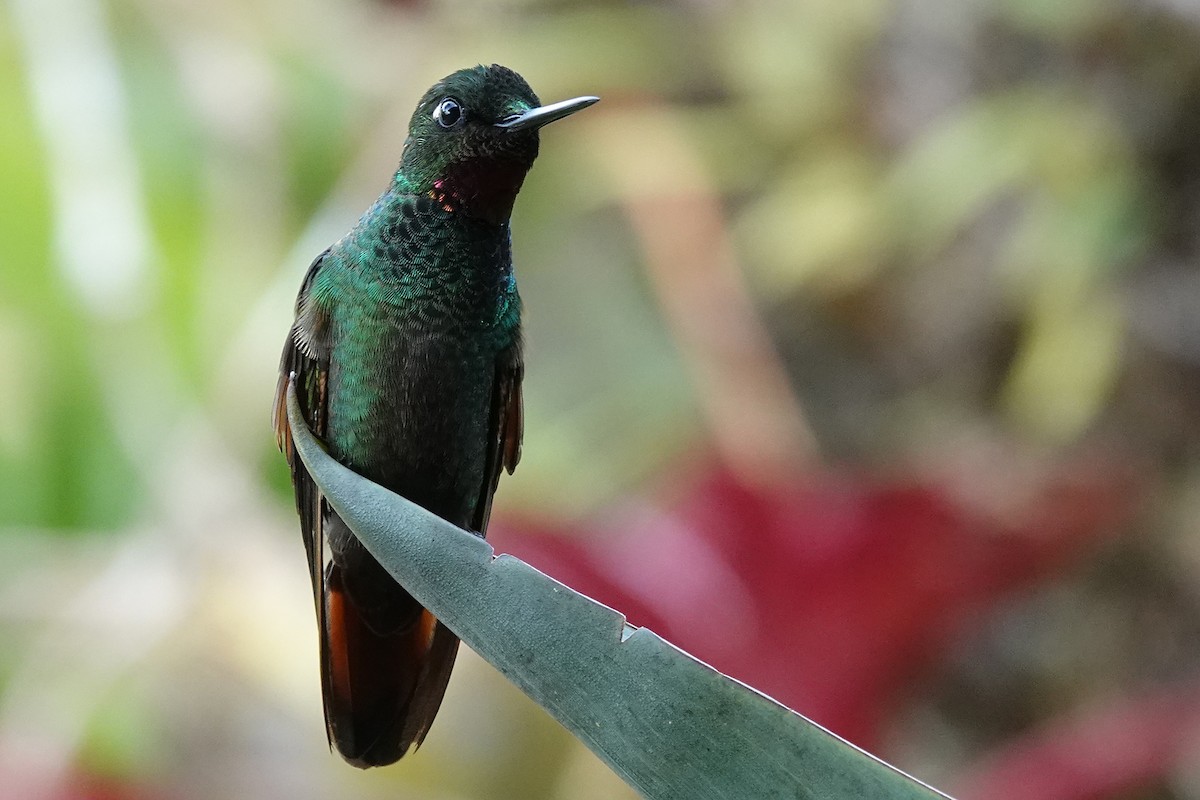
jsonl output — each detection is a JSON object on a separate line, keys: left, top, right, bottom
{"left": 273, "top": 65, "right": 597, "bottom": 767}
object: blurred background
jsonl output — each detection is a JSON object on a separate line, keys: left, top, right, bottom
{"left": 3, "top": 0, "right": 1200, "bottom": 797}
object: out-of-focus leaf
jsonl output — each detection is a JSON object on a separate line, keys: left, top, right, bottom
{"left": 717, "top": 0, "right": 886, "bottom": 138}
{"left": 736, "top": 146, "right": 885, "bottom": 294}
{"left": 112, "top": 10, "right": 208, "bottom": 384}
{"left": 999, "top": 0, "right": 1115, "bottom": 37}
{"left": 886, "top": 95, "right": 1033, "bottom": 259}
{"left": 1002, "top": 289, "right": 1125, "bottom": 439}
{"left": 286, "top": 385, "right": 953, "bottom": 800}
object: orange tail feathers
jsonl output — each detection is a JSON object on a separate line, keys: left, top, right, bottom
{"left": 322, "top": 563, "right": 460, "bottom": 767}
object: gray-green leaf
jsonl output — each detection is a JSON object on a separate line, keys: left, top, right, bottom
{"left": 285, "top": 383, "right": 954, "bottom": 800}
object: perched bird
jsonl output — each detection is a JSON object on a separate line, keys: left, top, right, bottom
{"left": 272, "top": 65, "right": 597, "bottom": 767}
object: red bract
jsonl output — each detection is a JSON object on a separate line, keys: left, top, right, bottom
{"left": 495, "top": 457, "right": 1136, "bottom": 751}
{"left": 954, "top": 683, "right": 1200, "bottom": 800}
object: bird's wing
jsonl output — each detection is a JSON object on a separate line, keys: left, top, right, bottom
{"left": 272, "top": 247, "right": 334, "bottom": 697}
{"left": 471, "top": 339, "right": 524, "bottom": 534}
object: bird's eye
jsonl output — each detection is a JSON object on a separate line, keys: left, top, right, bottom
{"left": 433, "top": 98, "right": 464, "bottom": 129}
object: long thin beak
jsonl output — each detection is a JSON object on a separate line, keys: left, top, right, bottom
{"left": 495, "top": 96, "right": 600, "bottom": 132}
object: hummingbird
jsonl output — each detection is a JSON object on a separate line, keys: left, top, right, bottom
{"left": 272, "top": 65, "right": 597, "bottom": 767}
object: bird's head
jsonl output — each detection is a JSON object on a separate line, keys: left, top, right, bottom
{"left": 396, "top": 64, "right": 597, "bottom": 224}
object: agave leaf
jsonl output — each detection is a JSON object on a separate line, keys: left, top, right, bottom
{"left": 285, "top": 384, "right": 953, "bottom": 799}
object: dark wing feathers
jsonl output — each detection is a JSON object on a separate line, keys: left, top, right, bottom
{"left": 272, "top": 249, "right": 336, "bottom": 743}
{"left": 471, "top": 343, "right": 524, "bottom": 533}
{"left": 273, "top": 248, "right": 332, "bottom": 603}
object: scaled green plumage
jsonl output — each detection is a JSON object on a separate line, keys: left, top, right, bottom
{"left": 273, "top": 64, "right": 596, "bottom": 767}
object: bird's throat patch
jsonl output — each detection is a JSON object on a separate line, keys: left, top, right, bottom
{"left": 430, "top": 157, "right": 527, "bottom": 225}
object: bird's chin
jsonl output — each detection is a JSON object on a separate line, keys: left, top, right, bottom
{"left": 430, "top": 157, "right": 530, "bottom": 224}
